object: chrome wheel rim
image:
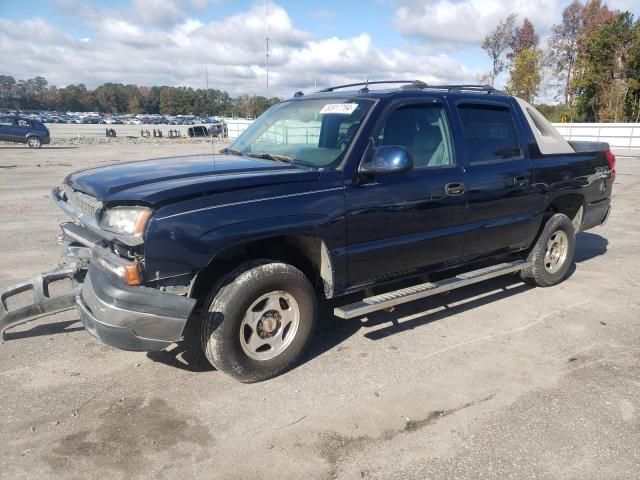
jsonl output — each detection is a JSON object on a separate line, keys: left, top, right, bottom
{"left": 239, "top": 291, "right": 300, "bottom": 361}
{"left": 28, "top": 137, "right": 39, "bottom": 147}
{"left": 544, "top": 230, "right": 568, "bottom": 273}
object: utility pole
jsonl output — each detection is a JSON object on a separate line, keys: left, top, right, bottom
{"left": 265, "top": 0, "right": 270, "bottom": 95}
{"left": 205, "top": 67, "right": 210, "bottom": 117}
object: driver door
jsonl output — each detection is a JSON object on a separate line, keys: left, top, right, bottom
{"left": 345, "top": 100, "right": 468, "bottom": 289}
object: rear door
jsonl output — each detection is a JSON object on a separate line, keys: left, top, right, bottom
{"left": 454, "top": 99, "right": 537, "bottom": 258}
{"left": 14, "top": 118, "right": 32, "bottom": 140}
{"left": 345, "top": 99, "right": 468, "bottom": 288}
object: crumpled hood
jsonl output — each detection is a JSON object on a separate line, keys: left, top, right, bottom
{"left": 66, "top": 154, "right": 320, "bottom": 207}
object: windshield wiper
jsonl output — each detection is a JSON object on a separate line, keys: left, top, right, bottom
{"left": 220, "top": 147, "right": 243, "bottom": 155}
{"left": 246, "top": 152, "right": 294, "bottom": 164}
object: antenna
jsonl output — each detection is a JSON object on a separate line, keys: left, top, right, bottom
{"left": 265, "top": 0, "right": 270, "bottom": 95}
{"left": 359, "top": 76, "right": 370, "bottom": 93}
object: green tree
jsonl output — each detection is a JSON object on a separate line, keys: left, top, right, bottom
{"left": 573, "top": 11, "right": 635, "bottom": 121}
{"left": 0, "top": 75, "right": 16, "bottom": 108}
{"left": 58, "top": 84, "right": 92, "bottom": 111}
{"left": 159, "top": 87, "right": 176, "bottom": 115}
{"left": 506, "top": 48, "right": 543, "bottom": 102}
{"left": 549, "top": 1, "right": 584, "bottom": 106}
{"left": 31, "top": 76, "right": 49, "bottom": 108}
{"left": 143, "top": 86, "right": 162, "bottom": 114}
{"left": 548, "top": 0, "right": 615, "bottom": 108}
{"left": 482, "top": 13, "right": 518, "bottom": 85}
{"left": 624, "top": 20, "right": 640, "bottom": 122}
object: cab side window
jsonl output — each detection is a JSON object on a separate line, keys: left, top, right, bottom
{"left": 0, "top": 117, "right": 13, "bottom": 127}
{"left": 457, "top": 105, "right": 521, "bottom": 164}
{"left": 17, "top": 119, "right": 31, "bottom": 127}
{"left": 376, "top": 105, "right": 454, "bottom": 169}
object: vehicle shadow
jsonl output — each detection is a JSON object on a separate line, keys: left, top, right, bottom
{"left": 574, "top": 232, "right": 608, "bottom": 263}
{"left": 565, "top": 231, "right": 608, "bottom": 279}
{"left": 3, "top": 319, "right": 84, "bottom": 341}
{"left": 146, "top": 313, "right": 215, "bottom": 372}
{"left": 299, "top": 274, "right": 532, "bottom": 367}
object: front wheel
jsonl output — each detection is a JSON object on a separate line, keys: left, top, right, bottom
{"left": 201, "top": 261, "right": 317, "bottom": 382}
{"left": 27, "top": 136, "right": 42, "bottom": 148}
{"left": 521, "top": 213, "right": 576, "bottom": 287}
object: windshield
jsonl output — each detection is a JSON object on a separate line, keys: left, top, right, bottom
{"left": 229, "top": 98, "right": 374, "bottom": 169}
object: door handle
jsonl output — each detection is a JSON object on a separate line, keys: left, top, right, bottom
{"left": 445, "top": 182, "right": 466, "bottom": 196}
{"left": 514, "top": 175, "right": 530, "bottom": 186}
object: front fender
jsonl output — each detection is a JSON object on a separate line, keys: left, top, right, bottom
{"left": 142, "top": 185, "right": 346, "bottom": 283}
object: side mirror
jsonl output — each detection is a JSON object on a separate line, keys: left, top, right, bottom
{"left": 360, "top": 145, "right": 413, "bottom": 176}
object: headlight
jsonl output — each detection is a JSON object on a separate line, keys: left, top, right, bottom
{"left": 99, "top": 206, "right": 152, "bottom": 238}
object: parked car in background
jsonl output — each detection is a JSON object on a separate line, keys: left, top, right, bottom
{"left": 0, "top": 115, "right": 50, "bottom": 148}
{"left": 187, "top": 125, "right": 209, "bottom": 137}
{"left": 208, "top": 120, "right": 227, "bottom": 137}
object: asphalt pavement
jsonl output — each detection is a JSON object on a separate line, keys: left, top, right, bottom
{"left": 0, "top": 144, "right": 638, "bottom": 479}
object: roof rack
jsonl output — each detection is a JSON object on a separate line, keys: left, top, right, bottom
{"left": 318, "top": 80, "right": 427, "bottom": 93}
{"left": 431, "top": 84, "right": 504, "bottom": 94}
{"left": 316, "top": 80, "right": 504, "bottom": 95}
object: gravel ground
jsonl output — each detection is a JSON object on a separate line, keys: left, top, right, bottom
{"left": 0, "top": 144, "right": 638, "bottom": 479}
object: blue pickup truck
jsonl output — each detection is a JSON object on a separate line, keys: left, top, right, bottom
{"left": 0, "top": 81, "right": 614, "bottom": 382}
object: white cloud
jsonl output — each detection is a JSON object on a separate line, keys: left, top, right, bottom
{"left": 130, "top": 0, "right": 184, "bottom": 26}
{"left": 391, "top": 0, "right": 563, "bottom": 44}
{"left": 0, "top": 2, "right": 477, "bottom": 97}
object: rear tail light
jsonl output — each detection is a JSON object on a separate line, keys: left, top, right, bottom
{"left": 605, "top": 149, "right": 616, "bottom": 183}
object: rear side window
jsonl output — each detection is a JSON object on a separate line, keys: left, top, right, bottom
{"left": 457, "top": 105, "right": 521, "bottom": 164}
{"left": 17, "top": 119, "right": 31, "bottom": 127}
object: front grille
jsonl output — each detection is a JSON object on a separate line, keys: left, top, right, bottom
{"left": 63, "top": 184, "right": 100, "bottom": 220}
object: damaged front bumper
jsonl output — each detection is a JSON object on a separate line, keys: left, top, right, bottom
{"left": 1, "top": 221, "right": 196, "bottom": 351}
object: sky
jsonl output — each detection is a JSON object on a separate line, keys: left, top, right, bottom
{"left": 0, "top": 0, "right": 638, "bottom": 98}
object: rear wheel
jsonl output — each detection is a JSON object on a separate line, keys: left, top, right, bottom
{"left": 27, "top": 136, "right": 42, "bottom": 148}
{"left": 521, "top": 213, "right": 575, "bottom": 287}
{"left": 200, "top": 260, "right": 317, "bottom": 382}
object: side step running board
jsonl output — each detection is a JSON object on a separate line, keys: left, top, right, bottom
{"left": 334, "top": 260, "right": 530, "bottom": 319}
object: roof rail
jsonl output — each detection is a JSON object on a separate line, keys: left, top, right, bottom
{"left": 316, "top": 80, "right": 504, "bottom": 95}
{"left": 318, "top": 80, "right": 427, "bottom": 93}
{"left": 437, "top": 84, "right": 504, "bottom": 94}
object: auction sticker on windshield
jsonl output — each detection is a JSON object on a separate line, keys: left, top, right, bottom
{"left": 320, "top": 103, "right": 358, "bottom": 115}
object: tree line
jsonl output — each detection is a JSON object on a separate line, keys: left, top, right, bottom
{"left": 482, "top": 0, "right": 640, "bottom": 122}
{"left": 0, "top": 76, "right": 281, "bottom": 118}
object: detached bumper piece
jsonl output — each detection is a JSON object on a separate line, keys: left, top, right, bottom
{"left": 1, "top": 219, "right": 196, "bottom": 351}
{"left": 0, "top": 264, "right": 85, "bottom": 340}
{"left": 77, "top": 265, "right": 196, "bottom": 351}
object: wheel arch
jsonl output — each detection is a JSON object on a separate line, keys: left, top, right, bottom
{"left": 546, "top": 193, "right": 585, "bottom": 232}
{"left": 188, "top": 234, "right": 335, "bottom": 306}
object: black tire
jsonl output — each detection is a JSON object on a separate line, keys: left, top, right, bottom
{"left": 521, "top": 213, "right": 576, "bottom": 287}
{"left": 201, "top": 260, "right": 317, "bottom": 382}
{"left": 27, "top": 136, "right": 42, "bottom": 148}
